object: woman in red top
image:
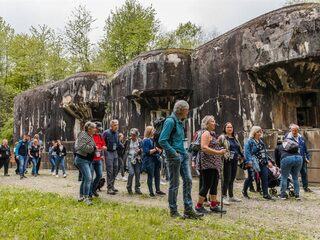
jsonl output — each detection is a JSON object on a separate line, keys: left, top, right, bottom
{"left": 91, "top": 122, "right": 107, "bottom": 197}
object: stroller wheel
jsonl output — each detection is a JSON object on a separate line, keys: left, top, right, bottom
{"left": 289, "top": 190, "right": 295, "bottom": 197}
{"left": 269, "top": 188, "right": 277, "bottom": 195}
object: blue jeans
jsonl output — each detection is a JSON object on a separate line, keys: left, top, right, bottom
{"left": 55, "top": 156, "right": 66, "bottom": 175}
{"left": 127, "top": 161, "right": 141, "bottom": 191}
{"left": 91, "top": 160, "right": 103, "bottom": 194}
{"left": 75, "top": 156, "right": 93, "bottom": 197}
{"left": 280, "top": 155, "right": 303, "bottom": 196}
{"left": 300, "top": 160, "right": 309, "bottom": 189}
{"left": 31, "top": 157, "right": 39, "bottom": 175}
{"left": 167, "top": 152, "right": 193, "bottom": 211}
{"left": 243, "top": 163, "right": 269, "bottom": 196}
{"left": 49, "top": 156, "right": 56, "bottom": 173}
{"left": 18, "top": 155, "right": 28, "bottom": 176}
{"left": 147, "top": 158, "right": 161, "bottom": 194}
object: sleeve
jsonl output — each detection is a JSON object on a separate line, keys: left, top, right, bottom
{"left": 15, "top": 142, "right": 21, "bottom": 156}
{"left": 158, "top": 118, "right": 176, "bottom": 157}
{"left": 143, "top": 139, "right": 153, "bottom": 156}
{"left": 303, "top": 139, "right": 311, "bottom": 160}
{"left": 63, "top": 147, "right": 67, "bottom": 156}
{"left": 244, "top": 140, "right": 253, "bottom": 164}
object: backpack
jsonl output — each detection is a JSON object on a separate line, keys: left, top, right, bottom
{"left": 188, "top": 129, "right": 204, "bottom": 153}
{"left": 282, "top": 138, "right": 299, "bottom": 153}
{"left": 153, "top": 116, "right": 176, "bottom": 148}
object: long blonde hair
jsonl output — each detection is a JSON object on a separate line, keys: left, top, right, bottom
{"left": 144, "top": 126, "right": 154, "bottom": 138}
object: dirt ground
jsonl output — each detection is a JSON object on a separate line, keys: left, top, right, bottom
{"left": 1, "top": 168, "right": 320, "bottom": 238}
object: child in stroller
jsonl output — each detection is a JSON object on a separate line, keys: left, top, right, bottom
{"left": 267, "top": 161, "right": 294, "bottom": 197}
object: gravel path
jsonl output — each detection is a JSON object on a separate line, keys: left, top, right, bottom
{"left": 1, "top": 168, "right": 320, "bottom": 238}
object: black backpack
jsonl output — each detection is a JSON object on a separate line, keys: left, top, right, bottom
{"left": 153, "top": 116, "right": 177, "bottom": 148}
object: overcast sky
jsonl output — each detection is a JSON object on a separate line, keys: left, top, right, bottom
{"left": 1, "top": 0, "right": 286, "bottom": 43}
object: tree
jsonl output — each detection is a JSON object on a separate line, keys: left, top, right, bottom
{"left": 0, "top": 17, "right": 14, "bottom": 84}
{"left": 284, "top": 0, "right": 320, "bottom": 5}
{"left": 156, "top": 22, "right": 219, "bottom": 49}
{"left": 97, "top": 0, "right": 160, "bottom": 71}
{"left": 64, "top": 5, "right": 96, "bottom": 72}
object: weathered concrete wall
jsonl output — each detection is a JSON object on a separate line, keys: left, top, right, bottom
{"left": 105, "top": 49, "right": 193, "bottom": 135}
{"left": 14, "top": 72, "right": 109, "bottom": 148}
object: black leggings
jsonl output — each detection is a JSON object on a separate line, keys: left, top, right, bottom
{"left": 222, "top": 159, "right": 238, "bottom": 197}
{"left": 0, "top": 157, "right": 10, "bottom": 175}
{"left": 199, "top": 169, "right": 219, "bottom": 198}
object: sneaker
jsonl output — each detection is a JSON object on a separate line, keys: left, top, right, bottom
{"left": 149, "top": 193, "right": 156, "bottom": 197}
{"left": 92, "top": 191, "right": 99, "bottom": 197}
{"left": 4, "top": 174, "right": 10, "bottom": 176}
{"left": 222, "top": 196, "right": 231, "bottom": 205}
{"left": 83, "top": 197, "right": 93, "bottom": 206}
{"left": 107, "top": 189, "right": 116, "bottom": 195}
{"left": 304, "top": 187, "right": 313, "bottom": 193}
{"left": 263, "top": 194, "right": 273, "bottom": 200}
{"left": 170, "top": 211, "right": 182, "bottom": 218}
{"left": 23, "top": 175, "right": 27, "bottom": 178}
{"left": 210, "top": 205, "right": 227, "bottom": 214}
{"left": 249, "top": 187, "right": 256, "bottom": 192}
{"left": 51, "top": 172, "right": 55, "bottom": 176}
{"left": 127, "top": 189, "right": 133, "bottom": 195}
{"left": 195, "top": 206, "right": 210, "bottom": 214}
{"left": 160, "top": 180, "right": 167, "bottom": 186}
{"left": 63, "top": 174, "right": 67, "bottom": 178}
{"left": 229, "top": 196, "right": 242, "bottom": 202}
{"left": 121, "top": 176, "right": 128, "bottom": 181}
{"left": 112, "top": 188, "right": 119, "bottom": 193}
{"left": 56, "top": 175, "right": 59, "bottom": 178}
{"left": 20, "top": 176, "right": 24, "bottom": 180}
{"left": 278, "top": 193, "right": 288, "bottom": 200}
{"left": 156, "top": 191, "right": 166, "bottom": 195}
{"left": 135, "top": 190, "right": 142, "bottom": 195}
{"left": 295, "top": 195, "right": 301, "bottom": 201}
{"left": 242, "top": 191, "right": 250, "bottom": 199}
{"left": 78, "top": 196, "right": 85, "bottom": 202}
{"left": 183, "top": 208, "right": 204, "bottom": 219}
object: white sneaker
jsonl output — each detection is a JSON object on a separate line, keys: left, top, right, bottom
{"left": 160, "top": 180, "right": 167, "bottom": 186}
{"left": 121, "top": 176, "right": 127, "bottom": 181}
{"left": 63, "top": 174, "right": 67, "bottom": 178}
{"left": 222, "top": 196, "right": 231, "bottom": 205}
{"left": 51, "top": 172, "right": 55, "bottom": 176}
{"left": 229, "top": 196, "right": 242, "bottom": 202}
{"left": 56, "top": 175, "right": 59, "bottom": 178}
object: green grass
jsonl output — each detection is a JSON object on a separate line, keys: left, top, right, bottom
{"left": 0, "top": 186, "right": 304, "bottom": 240}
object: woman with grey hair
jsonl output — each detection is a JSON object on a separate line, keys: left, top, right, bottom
{"left": 195, "top": 116, "right": 227, "bottom": 214}
{"left": 124, "top": 128, "right": 143, "bottom": 194}
{"left": 74, "top": 121, "right": 97, "bottom": 205}
{"left": 242, "top": 126, "right": 272, "bottom": 200}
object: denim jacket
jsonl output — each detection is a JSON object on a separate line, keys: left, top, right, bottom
{"left": 159, "top": 113, "right": 186, "bottom": 157}
{"left": 244, "top": 138, "right": 269, "bottom": 172}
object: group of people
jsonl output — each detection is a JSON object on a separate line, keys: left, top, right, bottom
{"left": 73, "top": 121, "right": 168, "bottom": 205}
{"left": 8, "top": 134, "right": 67, "bottom": 179}
{"left": 4, "top": 99, "right": 313, "bottom": 219}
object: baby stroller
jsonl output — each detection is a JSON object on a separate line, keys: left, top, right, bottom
{"left": 268, "top": 169, "right": 295, "bottom": 197}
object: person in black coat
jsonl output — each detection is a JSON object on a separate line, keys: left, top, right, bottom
{"left": 0, "top": 139, "right": 11, "bottom": 176}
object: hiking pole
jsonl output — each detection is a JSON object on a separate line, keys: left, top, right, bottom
{"left": 220, "top": 163, "right": 223, "bottom": 218}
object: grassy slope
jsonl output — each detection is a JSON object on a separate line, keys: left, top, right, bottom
{"left": 0, "top": 186, "right": 304, "bottom": 240}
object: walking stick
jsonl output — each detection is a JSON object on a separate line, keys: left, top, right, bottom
{"left": 220, "top": 160, "right": 224, "bottom": 218}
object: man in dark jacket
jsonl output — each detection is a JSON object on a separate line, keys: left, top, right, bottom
{"left": 0, "top": 139, "right": 11, "bottom": 176}
{"left": 103, "top": 119, "right": 120, "bottom": 195}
